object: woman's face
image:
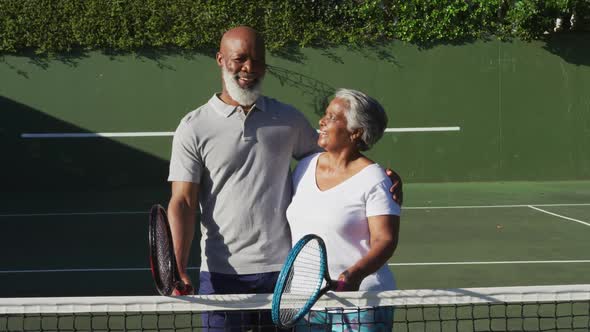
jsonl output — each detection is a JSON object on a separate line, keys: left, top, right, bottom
{"left": 318, "top": 98, "right": 353, "bottom": 151}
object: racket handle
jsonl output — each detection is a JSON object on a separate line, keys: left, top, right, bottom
{"left": 335, "top": 280, "right": 346, "bottom": 291}
{"left": 172, "top": 282, "right": 195, "bottom": 296}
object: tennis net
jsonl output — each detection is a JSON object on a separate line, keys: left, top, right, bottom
{"left": 1, "top": 284, "right": 589, "bottom": 331}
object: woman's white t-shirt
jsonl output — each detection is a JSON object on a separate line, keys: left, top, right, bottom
{"left": 286, "top": 153, "right": 401, "bottom": 291}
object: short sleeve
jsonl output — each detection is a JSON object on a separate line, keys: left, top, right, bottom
{"left": 366, "top": 180, "right": 401, "bottom": 217}
{"left": 291, "top": 153, "right": 319, "bottom": 193}
{"left": 167, "top": 118, "right": 203, "bottom": 183}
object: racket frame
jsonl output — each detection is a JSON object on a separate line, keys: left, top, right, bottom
{"left": 271, "top": 234, "right": 336, "bottom": 328}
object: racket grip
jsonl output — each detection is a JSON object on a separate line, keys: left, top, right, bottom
{"left": 172, "top": 282, "right": 195, "bottom": 296}
{"left": 335, "top": 280, "right": 346, "bottom": 291}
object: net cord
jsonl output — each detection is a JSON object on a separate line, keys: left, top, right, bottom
{"left": 1, "top": 284, "right": 589, "bottom": 315}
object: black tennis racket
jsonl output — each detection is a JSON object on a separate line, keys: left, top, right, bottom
{"left": 271, "top": 234, "right": 344, "bottom": 328}
{"left": 148, "top": 204, "right": 191, "bottom": 296}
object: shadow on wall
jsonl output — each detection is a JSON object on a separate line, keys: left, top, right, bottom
{"left": 543, "top": 32, "right": 590, "bottom": 66}
{"left": 0, "top": 48, "right": 213, "bottom": 78}
{"left": 0, "top": 96, "right": 170, "bottom": 192}
{"left": 267, "top": 64, "right": 334, "bottom": 117}
{"left": 0, "top": 50, "right": 91, "bottom": 78}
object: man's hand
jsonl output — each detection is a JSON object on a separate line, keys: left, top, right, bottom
{"left": 172, "top": 280, "right": 195, "bottom": 296}
{"left": 171, "top": 272, "right": 195, "bottom": 295}
{"left": 385, "top": 169, "right": 403, "bottom": 206}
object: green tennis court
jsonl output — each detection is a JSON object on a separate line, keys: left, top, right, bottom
{"left": 1, "top": 181, "right": 589, "bottom": 331}
{"left": 1, "top": 180, "right": 588, "bottom": 297}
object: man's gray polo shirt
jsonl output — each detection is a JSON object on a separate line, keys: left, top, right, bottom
{"left": 168, "top": 94, "right": 320, "bottom": 274}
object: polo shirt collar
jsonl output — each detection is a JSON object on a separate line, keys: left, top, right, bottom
{"left": 209, "top": 94, "right": 267, "bottom": 117}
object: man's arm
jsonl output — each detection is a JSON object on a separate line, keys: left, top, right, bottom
{"left": 168, "top": 181, "right": 200, "bottom": 289}
{"left": 292, "top": 108, "right": 322, "bottom": 161}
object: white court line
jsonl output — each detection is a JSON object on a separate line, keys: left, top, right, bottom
{"left": 0, "top": 268, "right": 151, "bottom": 274}
{"left": 0, "top": 211, "right": 146, "bottom": 217}
{"left": 3, "top": 260, "right": 590, "bottom": 274}
{"left": 389, "top": 260, "right": 590, "bottom": 266}
{"left": 2, "top": 203, "right": 590, "bottom": 218}
{"left": 20, "top": 127, "right": 461, "bottom": 138}
{"left": 384, "top": 126, "right": 460, "bottom": 133}
{"left": 21, "top": 132, "right": 175, "bottom": 138}
{"left": 528, "top": 205, "right": 590, "bottom": 227}
{"left": 404, "top": 203, "right": 590, "bottom": 210}
{"left": 0, "top": 267, "right": 200, "bottom": 274}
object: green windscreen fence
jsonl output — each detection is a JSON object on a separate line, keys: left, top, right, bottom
{"left": 1, "top": 34, "right": 589, "bottom": 190}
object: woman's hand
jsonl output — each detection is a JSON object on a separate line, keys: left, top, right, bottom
{"left": 336, "top": 270, "right": 363, "bottom": 291}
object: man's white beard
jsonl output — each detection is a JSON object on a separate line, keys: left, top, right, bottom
{"left": 222, "top": 68, "right": 263, "bottom": 106}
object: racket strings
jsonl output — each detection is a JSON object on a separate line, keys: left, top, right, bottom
{"left": 279, "top": 239, "right": 324, "bottom": 324}
{"left": 154, "top": 215, "right": 174, "bottom": 295}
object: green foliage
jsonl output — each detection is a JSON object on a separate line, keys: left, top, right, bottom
{"left": 0, "top": 0, "right": 588, "bottom": 54}
{"left": 502, "top": 0, "right": 587, "bottom": 38}
{"left": 390, "top": 0, "right": 501, "bottom": 43}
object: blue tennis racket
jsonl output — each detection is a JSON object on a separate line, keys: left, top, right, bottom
{"left": 271, "top": 234, "right": 343, "bottom": 328}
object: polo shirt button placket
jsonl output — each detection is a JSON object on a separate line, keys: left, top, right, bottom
{"left": 240, "top": 106, "right": 256, "bottom": 142}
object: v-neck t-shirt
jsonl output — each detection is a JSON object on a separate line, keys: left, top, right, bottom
{"left": 286, "top": 153, "right": 401, "bottom": 291}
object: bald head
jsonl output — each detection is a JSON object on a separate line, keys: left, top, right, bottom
{"left": 220, "top": 26, "right": 265, "bottom": 55}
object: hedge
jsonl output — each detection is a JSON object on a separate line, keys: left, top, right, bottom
{"left": 0, "top": 0, "right": 588, "bottom": 54}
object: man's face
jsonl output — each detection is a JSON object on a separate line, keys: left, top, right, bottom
{"left": 218, "top": 37, "right": 266, "bottom": 90}
{"left": 216, "top": 31, "right": 266, "bottom": 106}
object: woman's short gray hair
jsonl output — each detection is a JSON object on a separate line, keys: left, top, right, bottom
{"left": 335, "top": 88, "right": 388, "bottom": 151}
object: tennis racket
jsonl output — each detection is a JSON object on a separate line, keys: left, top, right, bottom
{"left": 148, "top": 204, "right": 192, "bottom": 296}
{"left": 271, "top": 234, "right": 344, "bottom": 328}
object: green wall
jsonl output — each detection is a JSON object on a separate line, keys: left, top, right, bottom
{"left": 1, "top": 34, "right": 589, "bottom": 189}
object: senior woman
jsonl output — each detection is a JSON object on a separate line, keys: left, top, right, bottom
{"left": 286, "top": 88, "right": 401, "bottom": 331}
